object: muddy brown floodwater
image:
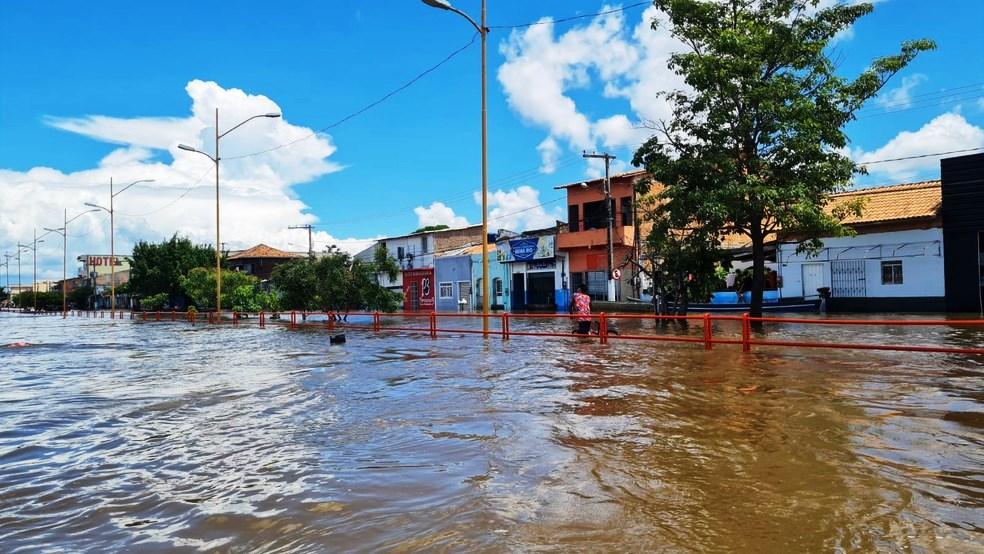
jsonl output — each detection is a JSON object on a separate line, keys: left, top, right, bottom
{"left": 0, "top": 312, "right": 982, "bottom": 552}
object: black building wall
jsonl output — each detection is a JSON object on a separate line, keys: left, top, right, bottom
{"left": 941, "top": 153, "right": 984, "bottom": 313}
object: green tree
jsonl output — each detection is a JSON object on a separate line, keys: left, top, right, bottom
{"left": 635, "top": 189, "right": 729, "bottom": 314}
{"left": 271, "top": 252, "right": 402, "bottom": 312}
{"left": 13, "top": 291, "right": 61, "bottom": 311}
{"left": 69, "top": 284, "right": 94, "bottom": 309}
{"left": 180, "top": 268, "right": 263, "bottom": 311}
{"left": 632, "top": 0, "right": 933, "bottom": 316}
{"left": 129, "top": 235, "right": 215, "bottom": 303}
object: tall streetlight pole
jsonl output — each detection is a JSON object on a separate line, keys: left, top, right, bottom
{"left": 421, "top": 0, "right": 490, "bottom": 332}
{"left": 18, "top": 230, "right": 44, "bottom": 313}
{"left": 583, "top": 152, "right": 617, "bottom": 302}
{"left": 2, "top": 252, "right": 12, "bottom": 295}
{"left": 178, "top": 110, "right": 281, "bottom": 316}
{"left": 45, "top": 208, "right": 99, "bottom": 317}
{"left": 86, "top": 177, "right": 155, "bottom": 317}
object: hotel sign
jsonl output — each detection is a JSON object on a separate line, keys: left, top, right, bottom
{"left": 496, "top": 236, "right": 555, "bottom": 263}
{"left": 78, "top": 255, "right": 131, "bottom": 276}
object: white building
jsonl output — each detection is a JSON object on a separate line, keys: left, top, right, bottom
{"left": 776, "top": 181, "right": 945, "bottom": 311}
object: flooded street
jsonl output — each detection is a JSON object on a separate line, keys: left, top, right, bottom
{"left": 1, "top": 313, "right": 982, "bottom": 552}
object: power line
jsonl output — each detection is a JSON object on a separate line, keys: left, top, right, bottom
{"left": 858, "top": 147, "right": 984, "bottom": 165}
{"left": 489, "top": 1, "right": 651, "bottom": 29}
{"left": 222, "top": 32, "right": 480, "bottom": 162}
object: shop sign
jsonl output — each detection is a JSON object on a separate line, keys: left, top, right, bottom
{"left": 527, "top": 260, "right": 555, "bottom": 271}
{"left": 496, "top": 236, "right": 555, "bottom": 262}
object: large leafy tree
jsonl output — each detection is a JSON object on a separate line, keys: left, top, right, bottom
{"left": 129, "top": 235, "right": 215, "bottom": 302}
{"left": 179, "top": 268, "right": 270, "bottom": 311}
{"left": 632, "top": 0, "right": 933, "bottom": 316}
{"left": 271, "top": 250, "right": 402, "bottom": 313}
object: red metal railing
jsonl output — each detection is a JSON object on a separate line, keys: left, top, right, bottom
{"left": 35, "top": 308, "right": 984, "bottom": 356}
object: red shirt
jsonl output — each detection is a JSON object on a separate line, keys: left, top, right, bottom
{"left": 572, "top": 292, "right": 591, "bottom": 322}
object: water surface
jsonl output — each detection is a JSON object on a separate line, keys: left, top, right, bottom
{"left": 1, "top": 313, "right": 982, "bottom": 552}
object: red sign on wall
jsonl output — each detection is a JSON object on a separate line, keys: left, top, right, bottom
{"left": 402, "top": 268, "right": 435, "bottom": 312}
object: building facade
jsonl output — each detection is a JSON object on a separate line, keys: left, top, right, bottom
{"left": 354, "top": 224, "right": 487, "bottom": 311}
{"left": 776, "top": 181, "right": 946, "bottom": 311}
{"left": 941, "top": 152, "right": 984, "bottom": 313}
{"left": 227, "top": 244, "right": 304, "bottom": 281}
{"left": 495, "top": 226, "right": 571, "bottom": 311}
{"left": 555, "top": 170, "right": 651, "bottom": 301}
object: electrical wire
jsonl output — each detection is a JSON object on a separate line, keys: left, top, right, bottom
{"left": 489, "top": 1, "right": 651, "bottom": 29}
{"left": 222, "top": 32, "right": 480, "bottom": 162}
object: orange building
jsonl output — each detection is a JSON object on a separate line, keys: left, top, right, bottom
{"left": 555, "top": 169, "right": 656, "bottom": 301}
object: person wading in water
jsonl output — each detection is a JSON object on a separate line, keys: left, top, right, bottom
{"left": 572, "top": 285, "right": 592, "bottom": 335}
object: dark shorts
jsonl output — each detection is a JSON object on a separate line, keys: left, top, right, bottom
{"left": 576, "top": 321, "right": 592, "bottom": 334}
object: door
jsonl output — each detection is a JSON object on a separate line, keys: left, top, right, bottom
{"left": 802, "top": 263, "right": 825, "bottom": 299}
{"left": 526, "top": 272, "right": 556, "bottom": 308}
{"left": 831, "top": 259, "right": 866, "bottom": 298}
{"left": 512, "top": 273, "right": 526, "bottom": 311}
{"left": 409, "top": 282, "right": 420, "bottom": 312}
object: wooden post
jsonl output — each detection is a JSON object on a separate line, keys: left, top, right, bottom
{"left": 430, "top": 311, "right": 437, "bottom": 339}
{"left": 599, "top": 313, "right": 608, "bottom": 345}
{"left": 373, "top": 311, "right": 381, "bottom": 332}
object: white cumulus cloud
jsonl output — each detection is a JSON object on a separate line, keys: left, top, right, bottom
{"left": 852, "top": 112, "right": 984, "bottom": 181}
{"left": 481, "top": 185, "right": 565, "bottom": 233}
{"left": 413, "top": 202, "right": 469, "bottom": 229}
{"left": 875, "top": 73, "right": 927, "bottom": 109}
{"left": 0, "top": 80, "right": 370, "bottom": 280}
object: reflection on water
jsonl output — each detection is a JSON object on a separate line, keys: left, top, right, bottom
{"left": 0, "top": 313, "right": 982, "bottom": 552}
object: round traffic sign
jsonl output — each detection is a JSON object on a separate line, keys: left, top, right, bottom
{"left": 612, "top": 268, "right": 622, "bottom": 280}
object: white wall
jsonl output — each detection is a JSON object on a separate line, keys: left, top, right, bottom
{"left": 777, "top": 228, "right": 944, "bottom": 299}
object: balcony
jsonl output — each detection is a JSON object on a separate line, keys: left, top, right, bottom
{"left": 557, "top": 225, "right": 635, "bottom": 249}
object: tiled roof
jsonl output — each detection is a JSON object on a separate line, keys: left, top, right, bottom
{"left": 554, "top": 169, "right": 648, "bottom": 189}
{"left": 227, "top": 244, "right": 302, "bottom": 260}
{"left": 827, "top": 180, "right": 941, "bottom": 225}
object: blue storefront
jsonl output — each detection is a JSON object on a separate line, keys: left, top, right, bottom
{"left": 496, "top": 235, "right": 570, "bottom": 312}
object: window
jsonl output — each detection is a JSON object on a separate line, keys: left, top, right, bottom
{"left": 397, "top": 246, "right": 406, "bottom": 260}
{"left": 420, "top": 235, "right": 428, "bottom": 253}
{"left": 620, "top": 197, "right": 633, "bottom": 226}
{"left": 493, "top": 277, "right": 503, "bottom": 298}
{"left": 568, "top": 204, "right": 580, "bottom": 232}
{"left": 457, "top": 281, "right": 471, "bottom": 302}
{"left": 439, "top": 281, "right": 454, "bottom": 299}
{"left": 881, "top": 260, "right": 903, "bottom": 285}
{"left": 582, "top": 200, "right": 607, "bottom": 230}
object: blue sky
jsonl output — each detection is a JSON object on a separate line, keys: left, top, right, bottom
{"left": 2, "top": 0, "right": 983, "bottom": 280}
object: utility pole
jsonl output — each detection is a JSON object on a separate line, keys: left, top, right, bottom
{"left": 288, "top": 224, "right": 315, "bottom": 258}
{"left": 582, "top": 151, "right": 617, "bottom": 302}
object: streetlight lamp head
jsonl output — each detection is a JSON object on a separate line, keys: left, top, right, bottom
{"left": 264, "top": 113, "right": 281, "bottom": 118}
{"left": 422, "top": 0, "right": 454, "bottom": 9}
{"left": 578, "top": 182, "right": 589, "bottom": 189}
{"left": 177, "top": 144, "right": 196, "bottom": 152}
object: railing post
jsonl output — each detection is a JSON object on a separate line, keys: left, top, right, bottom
{"left": 430, "top": 311, "right": 437, "bottom": 339}
{"left": 188, "top": 309, "right": 195, "bottom": 326}
{"left": 502, "top": 312, "right": 510, "bottom": 340}
{"left": 259, "top": 310, "right": 265, "bottom": 329}
{"left": 328, "top": 312, "right": 335, "bottom": 331}
{"left": 599, "top": 313, "right": 608, "bottom": 345}
{"left": 155, "top": 310, "right": 161, "bottom": 322}
{"left": 742, "top": 313, "right": 752, "bottom": 352}
{"left": 171, "top": 309, "right": 176, "bottom": 321}
{"left": 233, "top": 311, "right": 239, "bottom": 327}
{"left": 290, "top": 310, "right": 296, "bottom": 330}
{"left": 703, "top": 313, "right": 713, "bottom": 350}
{"left": 373, "top": 311, "right": 381, "bottom": 332}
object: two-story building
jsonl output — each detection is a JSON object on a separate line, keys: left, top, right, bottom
{"left": 354, "top": 224, "right": 486, "bottom": 311}
{"left": 554, "top": 169, "right": 653, "bottom": 301}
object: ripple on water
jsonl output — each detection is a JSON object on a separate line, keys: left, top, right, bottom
{"left": 0, "top": 312, "right": 982, "bottom": 551}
